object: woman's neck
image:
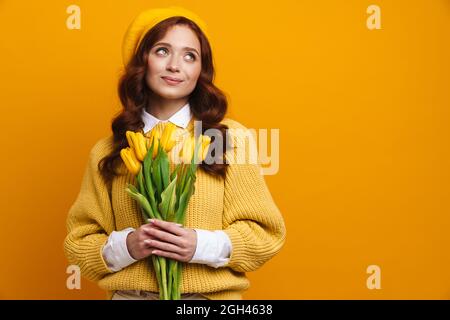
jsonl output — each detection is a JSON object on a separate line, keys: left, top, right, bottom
{"left": 146, "top": 95, "right": 188, "bottom": 120}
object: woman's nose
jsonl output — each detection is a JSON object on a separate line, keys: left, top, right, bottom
{"left": 166, "top": 57, "right": 180, "bottom": 72}
{"left": 167, "top": 65, "right": 179, "bottom": 72}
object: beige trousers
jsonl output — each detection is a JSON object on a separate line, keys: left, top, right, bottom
{"left": 112, "top": 290, "right": 209, "bottom": 300}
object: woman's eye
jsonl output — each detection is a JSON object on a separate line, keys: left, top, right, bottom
{"left": 186, "top": 53, "right": 196, "bottom": 61}
{"left": 156, "top": 48, "right": 168, "bottom": 55}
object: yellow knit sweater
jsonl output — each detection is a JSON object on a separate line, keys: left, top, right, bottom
{"left": 63, "top": 117, "right": 286, "bottom": 300}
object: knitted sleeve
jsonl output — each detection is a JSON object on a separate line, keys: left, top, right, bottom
{"left": 63, "top": 137, "right": 115, "bottom": 282}
{"left": 221, "top": 119, "right": 287, "bottom": 272}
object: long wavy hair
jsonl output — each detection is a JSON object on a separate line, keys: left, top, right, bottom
{"left": 99, "top": 16, "right": 230, "bottom": 185}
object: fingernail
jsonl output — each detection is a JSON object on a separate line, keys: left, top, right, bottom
{"left": 148, "top": 219, "right": 155, "bottom": 223}
{"left": 177, "top": 223, "right": 183, "bottom": 227}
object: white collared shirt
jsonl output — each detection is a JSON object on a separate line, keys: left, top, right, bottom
{"left": 102, "top": 103, "right": 232, "bottom": 271}
{"left": 141, "top": 102, "right": 193, "bottom": 133}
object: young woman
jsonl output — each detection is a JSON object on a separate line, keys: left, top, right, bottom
{"left": 64, "top": 6, "right": 286, "bottom": 300}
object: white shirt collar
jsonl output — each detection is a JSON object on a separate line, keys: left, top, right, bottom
{"left": 141, "top": 102, "right": 192, "bottom": 134}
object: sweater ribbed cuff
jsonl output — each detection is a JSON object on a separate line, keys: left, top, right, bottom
{"left": 75, "top": 235, "right": 114, "bottom": 280}
{"left": 222, "top": 228, "right": 248, "bottom": 271}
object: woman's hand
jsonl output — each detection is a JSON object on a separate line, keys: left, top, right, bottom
{"left": 126, "top": 223, "right": 158, "bottom": 260}
{"left": 144, "top": 219, "right": 198, "bottom": 263}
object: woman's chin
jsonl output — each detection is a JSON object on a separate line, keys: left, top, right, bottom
{"left": 152, "top": 89, "right": 188, "bottom": 101}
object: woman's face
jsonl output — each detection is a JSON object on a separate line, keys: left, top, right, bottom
{"left": 146, "top": 25, "right": 202, "bottom": 101}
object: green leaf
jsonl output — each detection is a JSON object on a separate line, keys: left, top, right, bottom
{"left": 152, "top": 154, "right": 162, "bottom": 201}
{"left": 126, "top": 183, "right": 139, "bottom": 194}
{"left": 137, "top": 168, "right": 145, "bottom": 195}
{"left": 188, "top": 151, "right": 198, "bottom": 179}
{"left": 175, "top": 177, "right": 194, "bottom": 224}
{"left": 125, "top": 185, "right": 154, "bottom": 219}
{"left": 185, "top": 135, "right": 201, "bottom": 180}
{"left": 143, "top": 143, "right": 161, "bottom": 220}
{"left": 144, "top": 140, "right": 154, "bottom": 165}
{"left": 172, "top": 164, "right": 182, "bottom": 211}
{"left": 160, "top": 148, "right": 170, "bottom": 190}
{"left": 182, "top": 176, "right": 192, "bottom": 195}
{"left": 143, "top": 142, "right": 154, "bottom": 181}
{"left": 178, "top": 164, "right": 188, "bottom": 197}
{"left": 158, "top": 176, "right": 178, "bottom": 221}
{"left": 138, "top": 206, "right": 148, "bottom": 223}
{"left": 170, "top": 163, "right": 181, "bottom": 181}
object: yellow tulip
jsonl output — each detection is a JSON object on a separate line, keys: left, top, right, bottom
{"left": 146, "top": 127, "right": 161, "bottom": 159}
{"left": 125, "top": 131, "right": 135, "bottom": 149}
{"left": 120, "top": 147, "right": 141, "bottom": 175}
{"left": 145, "top": 130, "right": 153, "bottom": 147}
{"left": 180, "top": 135, "right": 195, "bottom": 163}
{"left": 160, "top": 122, "right": 177, "bottom": 153}
{"left": 126, "top": 131, "right": 147, "bottom": 161}
{"left": 135, "top": 132, "right": 148, "bottom": 161}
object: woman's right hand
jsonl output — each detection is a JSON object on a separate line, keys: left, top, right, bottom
{"left": 126, "top": 223, "right": 156, "bottom": 260}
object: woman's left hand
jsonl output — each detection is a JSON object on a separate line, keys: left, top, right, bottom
{"left": 143, "top": 219, "right": 197, "bottom": 262}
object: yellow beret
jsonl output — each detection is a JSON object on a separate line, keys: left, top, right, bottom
{"left": 122, "top": 6, "right": 209, "bottom": 67}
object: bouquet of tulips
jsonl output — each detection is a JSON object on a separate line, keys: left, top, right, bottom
{"left": 120, "top": 122, "right": 211, "bottom": 300}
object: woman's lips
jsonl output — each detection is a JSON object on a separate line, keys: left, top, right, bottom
{"left": 161, "top": 77, "right": 183, "bottom": 86}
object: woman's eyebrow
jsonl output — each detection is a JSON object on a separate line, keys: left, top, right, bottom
{"left": 153, "top": 42, "right": 200, "bottom": 55}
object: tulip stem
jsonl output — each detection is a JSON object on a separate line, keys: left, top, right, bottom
{"left": 159, "top": 256, "right": 168, "bottom": 300}
{"left": 151, "top": 255, "right": 163, "bottom": 300}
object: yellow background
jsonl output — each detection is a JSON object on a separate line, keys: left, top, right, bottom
{"left": 0, "top": 0, "right": 449, "bottom": 299}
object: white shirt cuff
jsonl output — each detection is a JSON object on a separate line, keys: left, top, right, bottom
{"left": 102, "top": 227, "right": 137, "bottom": 272}
{"left": 189, "top": 229, "right": 232, "bottom": 268}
